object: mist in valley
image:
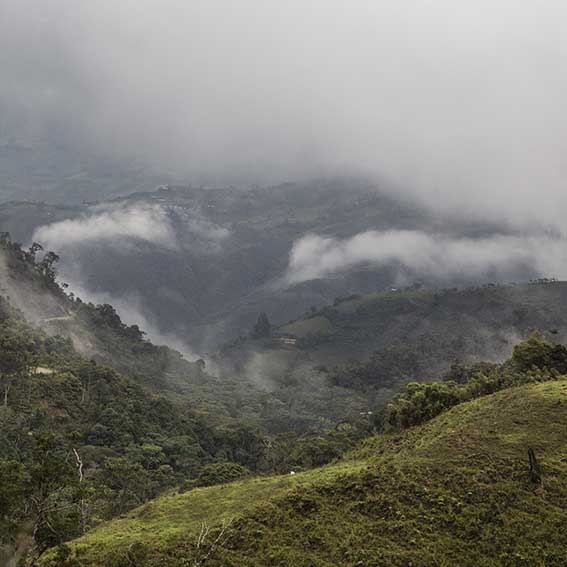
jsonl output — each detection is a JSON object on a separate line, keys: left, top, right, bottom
{"left": 3, "top": 4, "right": 567, "bottom": 562}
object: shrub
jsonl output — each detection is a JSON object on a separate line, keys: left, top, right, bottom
{"left": 195, "top": 462, "right": 251, "bottom": 488}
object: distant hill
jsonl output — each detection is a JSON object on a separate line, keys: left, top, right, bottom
{"left": 0, "top": 181, "right": 530, "bottom": 353}
{"left": 213, "top": 280, "right": 567, "bottom": 436}
{"left": 3, "top": 229, "right": 567, "bottom": 436}
{"left": 222, "top": 280, "right": 567, "bottom": 378}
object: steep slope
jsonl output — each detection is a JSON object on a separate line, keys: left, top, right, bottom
{"left": 40, "top": 378, "right": 567, "bottom": 566}
{"left": 0, "top": 236, "right": 273, "bottom": 423}
{"left": 0, "top": 236, "right": 380, "bottom": 442}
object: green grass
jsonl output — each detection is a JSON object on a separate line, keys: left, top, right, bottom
{"left": 281, "top": 316, "right": 334, "bottom": 337}
{"left": 40, "top": 380, "right": 567, "bottom": 566}
{"left": 40, "top": 460, "right": 367, "bottom": 566}
{"left": 270, "top": 282, "right": 567, "bottom": 369}
{"left": 333, "top": 289, "right": 430, "bottom": 314}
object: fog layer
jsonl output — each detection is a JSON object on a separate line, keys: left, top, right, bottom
{"left": 2, "top": 1, "right": 567, "bottom": 231}
{"left": 285, "top": 230, "right": 562, "bottom": 285}
{"left": 33, "top": 204, "right": 178, "bottom": 250}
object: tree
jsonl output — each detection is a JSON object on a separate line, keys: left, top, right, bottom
{"left": 26, "top": 242, "right": 44, "bottom": 263}
{"left": 95, "top": 458, "right": 154, "bottom": 517}
{"left": 0, "top": 350, "right": 28, "bottom": 407}
{"left": 251, "top": 313, "right": 271, "bottom": 339}
{"left": 194, "top": 462, "right": 250, "bottom": 488}
{"left": 512, "top": 331, "right": 567, "bottom": 373}
{"left": 0, "top": 460, "right": 28, "bottom": 539}
{"left": 38, "top": 251, "right": 60, "bottom": 282}
{"left": 27, "top": 434, "right": 81, "bottom": 552}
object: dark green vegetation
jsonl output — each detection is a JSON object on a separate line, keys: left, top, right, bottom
{"left": 0, "top": 293, "right": 249, "bottom": 562}
{"left": 2, "top": 227, "right": 567, "bottom": 565}
{"left": 219, "top": 281, "right": 567, "bottom": 428}
{"left": 380, "top": 331, "right": 567, "bottom": 430}
{"left": 38, "top": 336, "right": 567, "bottom": 566}
{"left": 0, "top": 238, "right": 370, "bottom": 564}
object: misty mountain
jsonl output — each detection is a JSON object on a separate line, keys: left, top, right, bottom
{"left": 3, "top": 228, "right": 567, "bottom": 566}
{"left": 5, "top": 202, "right": 567, "bottom": 432}
{"left": 4, "top": 2, "right": 567, "bottom": 565}
{"left": 0, "top": 181, "right": 546, "bottom": 355}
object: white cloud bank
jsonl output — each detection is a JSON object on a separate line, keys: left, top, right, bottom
{"left": 32, "top": 205, "right": 178, "bottom": 251}
{"left": 285, "top": 230, "right": 566, "bottom": 285}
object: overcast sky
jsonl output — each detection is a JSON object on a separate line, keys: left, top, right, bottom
{"left": 2, "top": 1, "right": 567, "bottom": 231}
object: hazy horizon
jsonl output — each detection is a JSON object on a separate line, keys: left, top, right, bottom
{"left": 1, "top": 1, "right": 566, "bottom": 231}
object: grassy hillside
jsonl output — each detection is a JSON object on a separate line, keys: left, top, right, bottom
{"left": 217, "top": 281, "right": 567, "bottom": 429}
{"left": 278, "top": 282, "right": 567, "bottom": 364}
{"left": 40, "top": 378, "right": 567, "bottom": 566}
{"left": 225, "top": 281, "right": 567, "bottom": 380}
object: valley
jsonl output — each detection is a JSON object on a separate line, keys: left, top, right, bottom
{"left": 0, "top": 182, "right": 535, "bottom": 354}
{"left": 3, "top": 3, "right": 567, "bottom": 564}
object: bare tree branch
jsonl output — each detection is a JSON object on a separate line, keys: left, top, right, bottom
{"left": 72, "top": 448, "right": 83, "bottom": 482}
{"left": 193, "top": 518, "right": 233, "bottom": 567}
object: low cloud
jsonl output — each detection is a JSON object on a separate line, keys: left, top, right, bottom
{"left": 33, "top": 204, "right": 178, "bottom": 252}
{"left": 28, "top": 202, "right": 230, "bottom": 360}
{"left": 185, "top": 217, "right": 229, "bottom": 243}
{"left": 4, "top": 0, "right": 567, "bottom": 237}
{"left": 285, "top": 230, "right": 567, "bottom": 285}
{"left": 32, "top": 203, "right": 230, "bottom": 255}
{"left": 176, "top": 208, "right": 230, "bottom": 252}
